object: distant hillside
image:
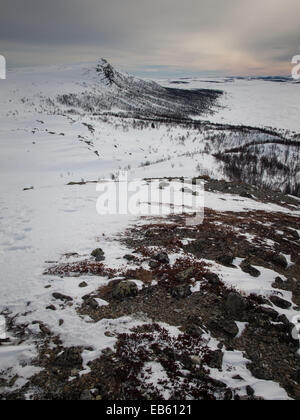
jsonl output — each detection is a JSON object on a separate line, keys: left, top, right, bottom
{"left": 55, "top": 59, "right": 223, "bottom": 119}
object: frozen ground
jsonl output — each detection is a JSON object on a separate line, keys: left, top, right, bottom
{"left": 160, "top": 77, "right": 300, "bottom": 133}
{"left": 0, "top": 61, "right": 299, "bottom": 399}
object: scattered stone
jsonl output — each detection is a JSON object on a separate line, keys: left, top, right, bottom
{"left": 259, "top": 306, "right": 279, "bottom": 321}
{"left": 46, "top": 305, "right": 56, "bottom": 311}
{"left": 112, "top": 281, "right": 138, "bottom": 300}
{"left": 217, "top": 253, "right": 234, "bottom": 266}
{"left": 273, "top": 276, "right": 285, "bottom": 287}
{"left": 124, "top": 254, "right": 135, "bottom": 262}
{"left": 224, "top": 390, "right": 233, "bottom": 400}
{"left": 240, "top": 192, "right": 253, "bottom": 199}
{"left": 184, "top": 324, "right": 204, "bottom": 337}
{"left": 203, "top": 272, "right": 221, "bottom": 285}
{"left": 39, "top": 324, "right": 51, "bottom": 336}
{"left": 232, "top": 375, "right": 243, "bottom": 380}
{"left": 271, "top": 254, "right": 288, "bottom": 269}
{"left": 250, "top": 365, "right": 273, "bottom": 381}
{"left": 52, "top": 292, "right": 73, "bottom": 302}
{"left": 149, "top": 260, "right": 160, "bottom": 269}
{"left": 59, "top": 319, "right": 64, "bottom": 326}
{"left": 71, "top": 369, "right": 79, "bottom": 377}
{"left": 190, "top": 355, "right": 201, "bottom": 365}
{"left": 188, "top": 239, "right": 206, "bottom": 254}
{"left": 91, "top": 248, "right": 105, "bottom": 262}
{"left": 246, "top": 385, "right": 255, "bottom": 397}
{"left": 102, "top": 348, "right": 115, "bottom": 357}
{"left": 209, "top": 378, "right": 227, "bottom": 389}
{"left": 79, "top": 281, "right": 88, "bottom": 288}
{"left": 54, "top": 348, "right": 83, "bottom": 369}
{"left": 269, "top": 295, "right": 292, "bottom": 309}
{"left": 175, "top": 267, "right": 194, "bottom": 282}
{"left": 154, "top": 252, "right": 170, "bottom": 265}
{"left": 64, "top": 252, "right": 79, "bottom": 258}
{"left": 206, "top": 350, "right": 223, "bottom": 370}
{"left": 240, "top": 260, "right": 261, "bottom": 277}
{"left": 104, "top": 331, "right": 115, "bottom": 338}
{"left": 277, "top": 314, "right": 290, "bottom": 325}
{"left": 85, "top": 298, "right": 99, "bottom": 310}
{"left": 225, "top": 292, "right": 247, "bottom": 319}
{"left": 220, "top": 320, "right": 239, "bottom": 338}
{"left": 171, "top": 284, "right": 192, "bottom": 299}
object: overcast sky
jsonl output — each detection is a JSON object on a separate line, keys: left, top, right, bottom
{"left": 0, "top": 0, "right": 299, "bottom": 77}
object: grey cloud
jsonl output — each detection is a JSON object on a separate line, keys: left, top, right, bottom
{"left": 0, "top": 0, "right": 299, "bottom": 75}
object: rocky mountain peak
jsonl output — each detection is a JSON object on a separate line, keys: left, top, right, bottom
{"left": 95, "top": 58, "right": 118, "bottom": 86}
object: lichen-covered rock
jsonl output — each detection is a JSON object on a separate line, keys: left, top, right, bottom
{"left": 149, "top": 260, "right": 160, "bottom": 269}
{"left": 217, "top": 253, "right": 234, "bottom": 266}
{"left": 79, "top": 281, "right": 88, "bottom": 288}
{"left": 154, "top": 252, "right": 170, "bottom": 264}
{"left": 54, "top": 348, "right": 83, "bottom": 369}
{"left": 271, "top": 253, "right": 288, "bottom": 269}
{"left": 269, "top": 295, "right": 292, "bottom": 309}
{"left": 220, "top": 320, "right": 239, "bottom": 337}
{"left": 124, "top": 254, "right": 135, "bottom": 262}
{"left": 240, "top": 260, "right": 261, "bottom": 277}
{"left": 52, "top": 292, "right": 73, "bottom": 302}
{"left": 112, "top": 281, "right": 138, "bottom": 299}
{"left": 85, "top": 298, "right": 99, "bottom": 310}
{"left": 175, "top": 267, "right": 195, "bottom": 282}
{"left": 91, "top": 248, "right": 105, "bottom": 262}
{"left": 206, "top": 350, "right": 223, "bottom": 370}
{"left": 171, "top": 284, "right": 192, "bottom": 299}
{"left": 204, "top": 272, "right": 221, "bottom": 285}
{"left": 225, "top": 292, "right": 247, "bottom": 319}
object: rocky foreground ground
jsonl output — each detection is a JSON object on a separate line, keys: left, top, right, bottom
{"left": 1, "top": 178, "right": 300, "bottom": 400}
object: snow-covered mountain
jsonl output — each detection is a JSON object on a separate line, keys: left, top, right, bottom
{"left": 3, "top": 59, "right": 298, "bottom": 195}
{"left": 50, "top": 58, "right": 223, "bottom": 119}
{"left": 0, "top": 60, "right": 300, "bottom": 400}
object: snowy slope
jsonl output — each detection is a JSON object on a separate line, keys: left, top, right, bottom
{"left": 0, "top": 60, "right": 300, "bottom": 400}
{"left": 160, "top": 77, "right": 300, "bottom": 133}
